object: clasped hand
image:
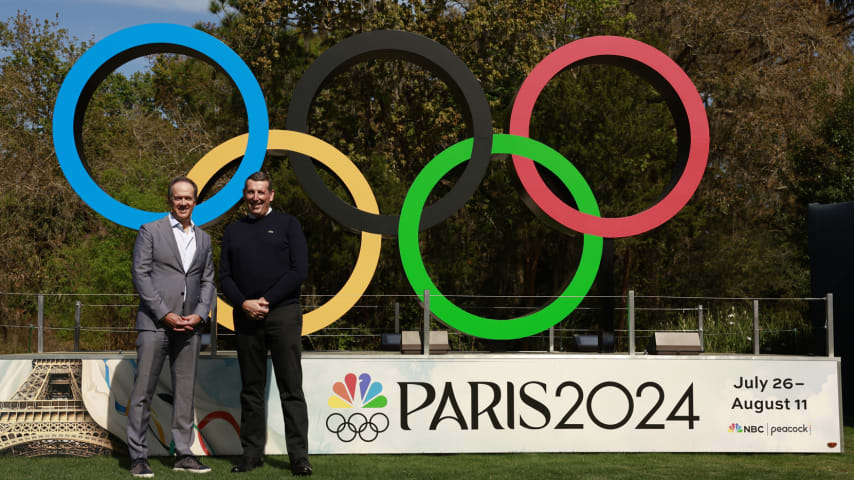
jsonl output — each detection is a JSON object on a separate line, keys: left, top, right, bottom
{"left": 164, "top": 312, "right": 202, "bottom": 332}
{"left": 242, "top": 297, "right": 269, "bottom": 320}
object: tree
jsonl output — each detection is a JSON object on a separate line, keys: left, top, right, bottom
{"left": 194, "top": 1, "right": 657, "bottom": 349}
{"left": 0, "top": 12, "right": 244, "bottom": 352}
{"left": 624, "top": 0, "right": 854, "bottom": 298}
{"left": 5, "top": 1, "right": 852, "bottom": 352}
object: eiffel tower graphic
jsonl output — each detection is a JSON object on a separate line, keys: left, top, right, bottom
{"left": 0, "top": 359, "right": 115, "bottom": 456}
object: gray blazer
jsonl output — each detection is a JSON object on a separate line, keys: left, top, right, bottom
{"left": 131, "top": 216, "right": 215, "bottom": 331}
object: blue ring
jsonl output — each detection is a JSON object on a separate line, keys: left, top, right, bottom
{"left": 53, "top": 24, "right": 268, "bottom": 229}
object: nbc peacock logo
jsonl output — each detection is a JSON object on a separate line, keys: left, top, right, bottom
{"left": 728, "top": 423, "right": 743, "bottom": 433}
{"left": 325, "top": 373, "right": 389, "bottom": 442}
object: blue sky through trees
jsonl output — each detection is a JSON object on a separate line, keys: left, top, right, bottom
{"left": 0, "top": 0, "right": 222, "bottom": 74}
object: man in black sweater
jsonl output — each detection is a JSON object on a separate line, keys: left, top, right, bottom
{"left": 220, "top": 171, "right": 312, "bottom": 476}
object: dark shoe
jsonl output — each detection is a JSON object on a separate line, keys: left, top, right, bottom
{"left": 130, "top": 459, "right": 154, "bottom": 478}
{"left": 173, "top": 455, "right": 211, "bottom": 474}
{"left": 291, "top": 459, "right": 312, "bottom": 476}
{"left": 230, "top": 457, "right": 263, "bottom": 473}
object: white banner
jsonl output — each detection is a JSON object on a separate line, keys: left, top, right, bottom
{"left": 302, "top": 355, "right": 842, "bottom": 454}
{"left": 74, "top": 354, "right": 843, "bottom": 454}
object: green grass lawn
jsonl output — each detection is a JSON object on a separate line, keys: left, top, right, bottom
{"left": 4, "top": 426, "right": 853, "bottom": 480}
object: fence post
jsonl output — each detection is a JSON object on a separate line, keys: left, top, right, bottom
{"left": 549, "top": 326, "right": 555, "bottom": 353}
{"left": 74, "top": 301, "right": 81, "bottom": 352}
{"left": 423, "top": 290, "right": 430, "bottom": 356}
{"left": 628, "top": 290, "right": 635, "bottom": 356}
{"left": 210, "top": 295, "right": 218, "bottom": 358}
{"left": 697, "top": 305, "right": 704, "bottom": 353}
{"left": 826, "top": 293, "right": 834, "bottom": 357}
{"left": 394, "top": 302, "right": 400, "bottom": 333}
{"left": 753, "top": 300, "right": 760, "bottom": 355}
{"left": 37, "top": 294, "right": 44, "bottom": 353}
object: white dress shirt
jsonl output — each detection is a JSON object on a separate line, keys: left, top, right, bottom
{"left": 168, "top": 213, "right": 196, "bottom": 272}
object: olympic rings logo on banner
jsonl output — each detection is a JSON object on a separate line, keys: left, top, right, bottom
{"left": 53, "top": 24, "right": 709, "bottom": 340}
{"left": 326, "top": 412, "right": 390, "bottom": 443}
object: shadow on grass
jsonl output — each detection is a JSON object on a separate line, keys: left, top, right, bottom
{"left": 266, "top": 455, "right": 293, "bottom": 470}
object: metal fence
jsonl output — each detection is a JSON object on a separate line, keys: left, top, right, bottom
{"left": 0, "top": 290, "right": 834, "bottom": 357}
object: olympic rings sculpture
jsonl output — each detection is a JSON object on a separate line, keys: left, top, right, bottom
{"left": 53, "top": 24, "right": 709, "bottom": 340}
{"left": 326, "top": 412, "right": 390, "bottom": 443}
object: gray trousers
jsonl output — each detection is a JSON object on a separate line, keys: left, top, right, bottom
{"left": 126, "top": 330, "right": 201, "bottom": 460}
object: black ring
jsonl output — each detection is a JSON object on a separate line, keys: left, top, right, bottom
{"left": 325, "top": 411, "right": 390, "bottom": 442}
{"left": 348, "top": 412, "right": 369, "bottom": 438}
{"left": 358, "top": 427, "right": 378, "bottom": 442}
{"left": 369, "top": 412, "right": 389, "bottom": 433}
{"left": 286, "top": 30, "right": 493, "bottom": 236}
{"left": 357, "top": 412, "right": 389, "bottom": 442}
{"left": 326, "top": 412, "right": 347, "bottom": 434}
{"left": 326, "top": 412, "right": 357, "bottom": 442}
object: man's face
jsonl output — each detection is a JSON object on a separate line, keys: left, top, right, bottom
{"left": 169, "top": 181, "right": 196, "bottom": 224}
{"left": 244, "top": 179, "right": 274, "bottom": 217}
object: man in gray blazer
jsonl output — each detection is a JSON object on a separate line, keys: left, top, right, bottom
{"left": 127, "top": 176, "right": 215, "bottom": 477}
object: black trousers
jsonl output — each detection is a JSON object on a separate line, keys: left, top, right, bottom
{"left": 235, "top": 302, "right": 308, "bottom": 462}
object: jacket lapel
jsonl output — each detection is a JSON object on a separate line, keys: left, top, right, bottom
{"left": 159, "top": 216, "right": 185, "bottom": 273}
{"left": 187, "top": 225, "right": 203, "bottom": 272}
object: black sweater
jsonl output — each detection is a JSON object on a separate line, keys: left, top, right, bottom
{"left": 220, "top": 211, "right": 308, "bottom": 309}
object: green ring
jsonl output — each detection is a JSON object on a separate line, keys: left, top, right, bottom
{"left": 398, "top": 134, "right": 603, "bottom": 340}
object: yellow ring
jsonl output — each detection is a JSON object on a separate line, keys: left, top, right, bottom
{"left": 187, "top": 129, "right": 382, "bottom": 334}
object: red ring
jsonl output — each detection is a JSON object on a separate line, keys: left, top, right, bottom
{"left": 509, "top": 36, "right": 709, "bottom": 238}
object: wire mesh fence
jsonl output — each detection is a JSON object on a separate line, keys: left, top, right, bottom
{"left": 624, "top": 295, "right": 821, "bottom": 355}
{"left": 0, "top": 290, "right": 831, "bottom": 356}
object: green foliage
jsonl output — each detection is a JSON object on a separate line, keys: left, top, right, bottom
{"left": 3, "top": 1, "right": 854, "bottom": 352}
{"left": 45, "top": 223, "right": 136, "bottom": 293}
{"left": 790, "top": 82, "right": 854, "bottom": 205}
{"left": 2, "top": 428, "right": 854, "bottom": 479}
